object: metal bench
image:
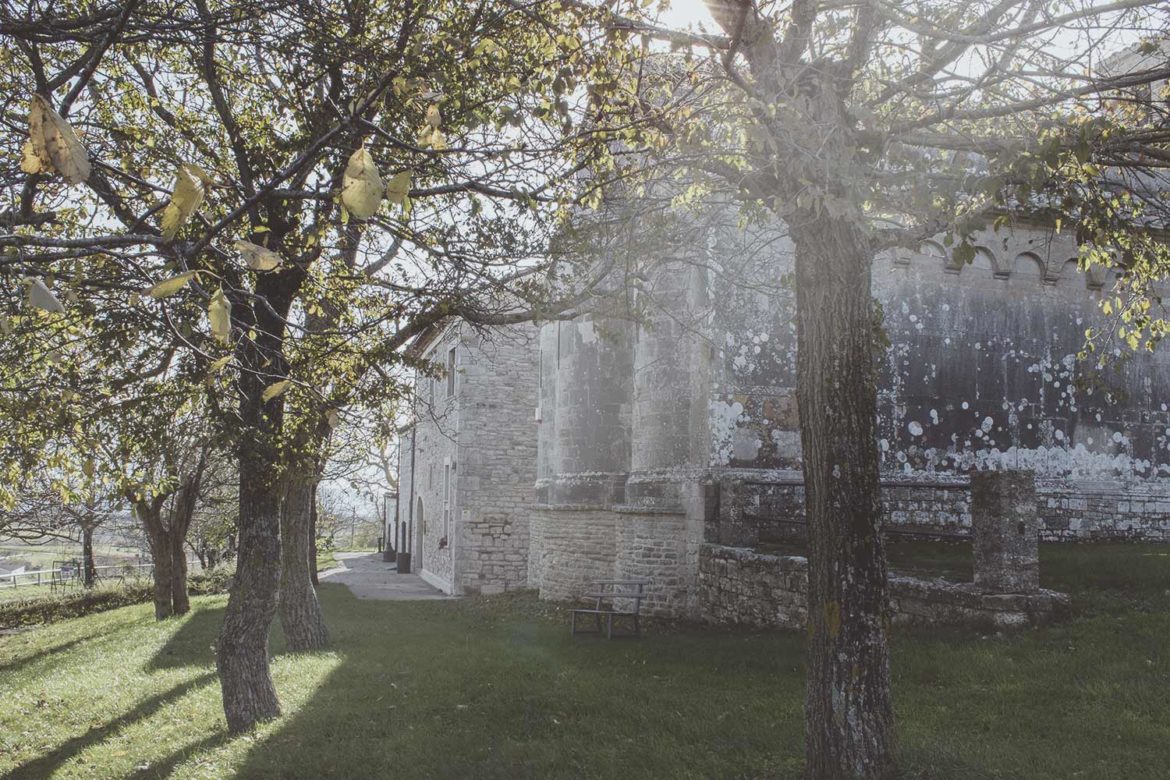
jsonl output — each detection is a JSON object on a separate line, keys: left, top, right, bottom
{"left": 570, "top": 579, "right": 648, "bottom": 639}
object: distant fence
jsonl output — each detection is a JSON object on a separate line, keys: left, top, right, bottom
{"left": 0, "top": 562, "right": 160, "bottom": 590}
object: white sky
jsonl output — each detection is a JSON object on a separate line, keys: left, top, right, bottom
{"left": 658, "top": 0, "right": 715, "bottom": 29}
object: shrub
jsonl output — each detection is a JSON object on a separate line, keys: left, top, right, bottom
{"left": 0, "top": 568, "right": 234, "bottom": 629}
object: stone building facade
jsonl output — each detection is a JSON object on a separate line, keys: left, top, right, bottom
{"left": 528, "top": 221, "right": 1170, "bottom": 617}
{"left": 395, "top": 321, "right": 538, "bottom": 595}
{"left": 398, "top": 221, "right": 1170, "bottom": 617}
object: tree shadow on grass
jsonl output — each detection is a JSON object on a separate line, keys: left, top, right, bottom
{"left": 0, "top": 673, "right": 217, "bottom": 780}
{"left": 146, "top": 606, "right": 226, "bottom": 671}
{"left": 0, "top": 624, "right": 128, "bottom": 678}
{"left": 123, "top": 730, "right": 233, "bottom": 780}
{"left": 231, "top": 584, "right": 805, "bottom": 780}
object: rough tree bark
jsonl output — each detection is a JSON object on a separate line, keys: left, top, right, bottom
{"left": 217, "top": 432, "right": 283, "bottom": 732}
{"left": 791, "top": 210, "right": 895, "bottom": 779}
{"left": 169, "top": 464, "right": 204, "bottom": 616}
{"left": 135, "top": 497, "right": 173, "bottom": 619}
{"left": 309, "top": 489, "right": 319, "bottom": 586}
{"left": 216, "top": 268, "right": 298, "bottom": 733}
{"left": 171, "top": 522, "right": 191, "bottom": 615}
{"left": 279, "top": 475, "right": 329, "bottom": 651}
{"left": 81, "top": 523, "right": 97, "bottom": 588}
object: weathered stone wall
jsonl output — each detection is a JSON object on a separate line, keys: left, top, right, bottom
{"left": 527, "top": 506, "right": 617, "bottom": 600}
{"left": 614, "top": 507, "right": 692, "bottom": 616}
{"left": 401, "top": 334, "right": 459, "bottom": 591}
{"left": 698, "top": 223, "right": 1170, "bottom": 542}
{"left": 698, "top": 544, "right": 1068, "bottom": 631}
{"left": 396, "top": 322, "right": 538, "bottom": 595}
{"left": 705, "top": 471, "right": 1170, "bottom": 544}
{"left": 454, "top": 326, "right": 539, "bottom": 595}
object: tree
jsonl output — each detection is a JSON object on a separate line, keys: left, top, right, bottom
{"left": 3, "top": 0, "right": 640, "bottom": 732}
{"left": 574, "top": 1, "right": 1169, "bottom": 776}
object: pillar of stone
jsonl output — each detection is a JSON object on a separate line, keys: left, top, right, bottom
{"left": 971, "top": 470, "right": 1039, "bottom": 593}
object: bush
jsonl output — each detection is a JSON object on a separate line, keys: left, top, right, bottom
{"left": 0, "top": 582, "right": 154, "bottom": 628}
{"left": 0, "top": 568, "right": 234, "bottom": 629}
{"left": 189, "top": 566, "right": 235, "bottom": 595}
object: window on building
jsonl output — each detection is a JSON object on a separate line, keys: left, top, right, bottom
{"left": 446, "top": 345, "right": 457, "bottom": 397}
{"left": 428, "top": 462, "right": 434, "bottom": 489}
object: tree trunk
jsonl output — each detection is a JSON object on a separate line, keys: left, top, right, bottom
{"left": 279, "top": 476, "right": 329, "bottom": 651}
{"left": 217, "top": 437, "right": 283, "bottom": 733}
{"left": 309, "top": 486, "right": 319, "bottom": 586}
{"left": 81, "top": 525, "right": 97, "bottom": 588}
{"left": 169, "top": 467, "right": 203, "bottom": 616}
{"left": 135, "top": 499, "right": 173, "bottom": 619}
{"left": 791, "top": 213, "right": 895, "bottom": 780}
{"left": 171, "top": 531, "right": 190, "bottom": 615}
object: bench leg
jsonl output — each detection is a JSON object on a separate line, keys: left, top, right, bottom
{"left": 606, "top": 613, "right": 613, "bottom": 640}
{"left": 571, "top": 611, "right": 577, "bottom": 635}
{"left": 634, "top": 612, "right": 640, "bottom": 637}
{"left": 595, "top": 612, "right": 602, "bottom": 634}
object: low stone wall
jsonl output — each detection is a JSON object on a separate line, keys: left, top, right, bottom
{"left": 1038, "top": 480, "right": 1170, "bottom": 541}
{"left": 698, "top": 544, "right": 1068, "bottom": 631}
{"left": 712, "top": 472, "right": 1170, "bottom": 543}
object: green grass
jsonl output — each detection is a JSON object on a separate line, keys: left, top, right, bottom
{"left": 313, "top": 548, "right": 339, "bottom": 574}
{"left": 1, "top": 543, "right": 1169, "bottom": 778}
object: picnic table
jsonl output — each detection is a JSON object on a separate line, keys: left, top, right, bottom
{"left": 570, "top": 579, "right": 648, "bottom": 639}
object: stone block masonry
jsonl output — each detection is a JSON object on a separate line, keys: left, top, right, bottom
{"left": 698, "top": 544, "right": 1068, "bottom": 631}
{"left": 528, "top": 506, "right": 617, "bottom": 601}
{"left": 972, "top": 470, "right": 1040, "bottom": 593}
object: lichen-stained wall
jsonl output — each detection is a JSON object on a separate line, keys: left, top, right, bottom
{"left": 530, "top": 217, "right": 1170, "bottom": 617}
{"left": 538, "top": 317, "right": 634, "bottom": 506}
{"left": 699, "top": 222, "right": 1170, "bottom": 543}
{"left": 706, "top": 230, "right": 800, "bottom": 470}
{"left": 873, "top": 227, "right": 1170, "bottom": 481}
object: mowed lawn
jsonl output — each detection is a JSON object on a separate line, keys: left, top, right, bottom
{"left": 1, "top": 545, "right": 1170, "bottom": 779}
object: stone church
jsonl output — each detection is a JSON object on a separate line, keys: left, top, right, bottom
{"left": 395, "top": 219, "right": 1170, "bottom": 623}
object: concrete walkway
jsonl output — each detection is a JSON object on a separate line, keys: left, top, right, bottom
{"left": 320, "top": 552, "right": 454, "bottom": 601}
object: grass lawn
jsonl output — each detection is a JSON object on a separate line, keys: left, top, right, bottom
{"left": 1, "top": 544, "right": 1169, "bottom": 779}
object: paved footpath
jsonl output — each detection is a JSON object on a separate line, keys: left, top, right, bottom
{"left": 319, "top": 551, "right": 454, "bottom": 601}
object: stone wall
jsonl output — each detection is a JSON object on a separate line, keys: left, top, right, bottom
{"left": 396, "top": 322, "right": 538, "bottom": 595}
{"left": 707, "top": 470, "right": 1170, "bottom": 544}
{"left": 698, "top": 544, "right": 1068, "bottom": 631}
{"left": 614, "top": 507, "right": 692, "bottom": 616}
{"left": 527, "top": 506, "right": 617, "bottom": 601}
{"left": 454, "top": 326, "right": 539, "bottom": 594}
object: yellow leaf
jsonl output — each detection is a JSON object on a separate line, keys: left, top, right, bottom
{"left": 161, "top": 165, "right": 207, "bottom": 240}
{"left": 234, "top": 240, "right": 283, "bottom": 272}
{"left": 326, "top": 409, "right": 340, "bottom": 428}
{"left": 425, "top": 103, "right": 442, "bottom": 129}
{"left": 209, "top": 287, "right": 231, "bottom": 344}
{"left": 262, "top": 379, "right": 290, "bottom": 402}
{"left": 148, "top": 271, "right": 198, "bottom": 298}
{"left": 27, "top": 278, "right": 65, "bottom": 314}
{"left": 386, "top": 171, "right": 412, "bottom": 205}
{"left": 20, "top": 139, "right": 43, "bottom": 174}
{"left": 341, "top": 147, "right": 384, "bottom": 220}
{"left": 209, "top": 355, "right": 232, "bottom": 373}
{"left": 30, "top": 95, "right": 90, "bottom": 185}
